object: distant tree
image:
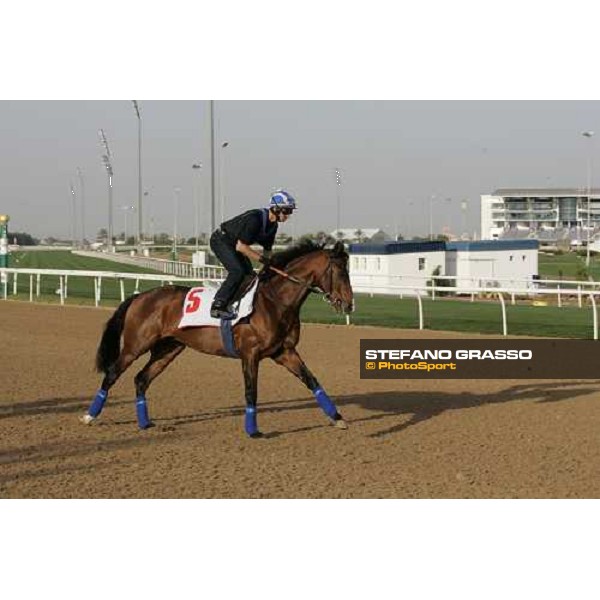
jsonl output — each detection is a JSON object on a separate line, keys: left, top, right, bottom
{"left": 186, "top": 234, "right": 208, "bottom": 245}
{"left": 298, "top": 233, "right": 315, "bottom": 244}
{"left": 429, "top": 265, "right": 451, "bottom": 297}
{"left": 354, "top": 229, "right": 364, "bottom": 243}
{"left": 155, "top": 232, "right": 171, "bottom": 245}
{"left": 275, "top": 233, "right": 293, "bottom": 245}
{"left": 10, "top": 232, "right": 38, "bottom": 246}
{"left": 576, "top": 262, "right": 590, "bottom": 281}
{"left": 96, "top": 228, "right": 107, "bottom": 241}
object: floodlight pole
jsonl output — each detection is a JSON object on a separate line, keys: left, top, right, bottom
{"left": 172, "top": 187, "right": 181, "bottom": 261}
{"left": 429, "top": 194, "right": 436, "bottom": 240}
{"left": 583, "top": 131, "right": 594, "bottom": 267}
{"left": 77, "top": 167, "right": 85, "bottom": 246}
{"left": 99, "top": 129, "right": 114, "bottom": 252}
{"left": 192, "top": 162, "right": 202, "bottom": 251}
{"left": 132, "top": 101, "right": 143, "bottom": 252}
{"left": 70, "top": 182, "right": 77, "bottom": 248}
{"left": 210, "top": 100, "right": 216, "bottom": 233}
{"left": 219, "top": 141, "right": 229, "bottom": 223}
{"left": 335, "top": 168, "right": 342, "bottom": 233}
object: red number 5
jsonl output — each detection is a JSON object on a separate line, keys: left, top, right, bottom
{"left": 185, "top": 289, "right": 204, "bottom": 313}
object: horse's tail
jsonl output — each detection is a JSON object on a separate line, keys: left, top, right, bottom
{"left": 95, "top": 295, "right": 137, "bottom": 374}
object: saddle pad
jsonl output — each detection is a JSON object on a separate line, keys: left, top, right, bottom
{"left": 177, "top": 279, "right": 259, "bottom": 329}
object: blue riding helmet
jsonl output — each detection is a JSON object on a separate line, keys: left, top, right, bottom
{"left": 269, "top": 190, "right": 297, "bottom": 211}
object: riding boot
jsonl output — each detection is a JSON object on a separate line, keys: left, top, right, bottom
{"left": 210, "top": 298, "right": 236, "bottom": 320}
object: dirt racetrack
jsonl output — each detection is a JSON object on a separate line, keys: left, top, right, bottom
{"left": 1, "top": 301, "right": 599, "bottom": 498}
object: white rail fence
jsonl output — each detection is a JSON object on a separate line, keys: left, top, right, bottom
{"left": 351, "top": 272, "right": 600, "bottom": 309}
{"left": 72, "top": 250, "right": 226, "bottom": 279}
{"left": 0, "top": 267, "right": 223, "bottom": 307}
{"left": 2, "top": 267, "right": 600, "bottom": 338}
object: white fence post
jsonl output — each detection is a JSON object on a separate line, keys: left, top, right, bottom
{"left": 589, "top": 294, "right": 598, "bottom": 340}
{"left": 416, "top": 291, "right": 424, "bottom": 330}
{"left": 557, "top": 285, "right": 561, "bottom": 308}
{"left": 497, "top": 292, "right": 507, "bottom": 336}
{"left": 29, "top": 274, "right": 33, "bottom": 302}
{"left": 578, "top": 285, "right": 582, "bottom": 308}
{"left": 120, "top": 279, "right": 125, "bottom": 302}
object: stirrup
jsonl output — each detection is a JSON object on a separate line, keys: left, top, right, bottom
{"left": 211, "top": 307, "right": 236, "bottom": 320}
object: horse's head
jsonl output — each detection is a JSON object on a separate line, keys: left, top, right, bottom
{"left": 315, "top": 241, "right": 354, "bottom": 314}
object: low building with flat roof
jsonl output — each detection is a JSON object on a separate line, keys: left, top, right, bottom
{"left": 348, "top": 239, "right": 538, "bottom": 295}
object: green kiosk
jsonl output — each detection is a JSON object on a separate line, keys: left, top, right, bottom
{"left": 0, "top": 214, "right": 8, "bottom": 268}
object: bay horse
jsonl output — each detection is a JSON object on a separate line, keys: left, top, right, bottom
{"left": 82, "top": 240, "right": 354, "bottom": 437}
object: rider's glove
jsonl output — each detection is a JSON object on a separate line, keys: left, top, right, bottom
{"left": 259, "top": 255, "right": 271, "bottom": 268}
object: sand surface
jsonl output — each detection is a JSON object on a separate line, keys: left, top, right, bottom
{"left": 1, "top": 301, "right": 599, "bottom": 498}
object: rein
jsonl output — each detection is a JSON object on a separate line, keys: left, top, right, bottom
{"left": 266, "top": 263, "right": 333, "bottom": 302}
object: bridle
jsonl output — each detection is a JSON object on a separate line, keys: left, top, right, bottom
{"left": 266, "top": 256, "right": 337, "bottom": 305}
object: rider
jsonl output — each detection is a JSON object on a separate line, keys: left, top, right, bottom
{"left": 209, "top": 189, "right": 297, "bottom": 319}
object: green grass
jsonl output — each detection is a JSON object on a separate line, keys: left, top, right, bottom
{"left": 3, "top": 250, "right": 599, "bottom": 338}
{"left": 538, "top": 252, "right": 584, "bottom": 279}
{"left": 300, "top": 294, "right": 596, "bottom": 339}
{"left": 10, "top": 250, "right": 161, "bottom": 273}
{"left": 538, "top": 251, "right": 600, "bottom": 281}
{"left": 6, "top": 250, "right": 168, "bottom": 303}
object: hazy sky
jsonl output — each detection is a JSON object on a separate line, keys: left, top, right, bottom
{"left": 2, "top": 100, "right": 600, "bottom": 241}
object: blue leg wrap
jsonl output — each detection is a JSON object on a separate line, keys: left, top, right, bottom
{"left": 88, "top": 389, "right": 108, "bottom": 418}
{"left": 136, "top": 395, "right": 152, "bottom": 429}
{"left": 314, "top": 387, "right": 338, "bottom": 419}
{"left": 245, "top": 406, "right": 258, "bottom": 436}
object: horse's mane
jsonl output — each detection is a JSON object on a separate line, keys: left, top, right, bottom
{"left": 257, "top": 240, "right": 324, "bottom": 284}
{"left": 269, "top": 240, "right": 324, "bottom": 270}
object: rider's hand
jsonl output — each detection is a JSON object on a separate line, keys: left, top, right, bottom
{"left": 258, "top": 255, "right": 271, "bottom": 268}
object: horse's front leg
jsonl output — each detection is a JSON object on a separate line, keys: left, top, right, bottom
{"left": 272, "top": 348, "right": 347, "bottom": 429}
{"left": 241, "top": 351, "right": 262, "bottom": 438}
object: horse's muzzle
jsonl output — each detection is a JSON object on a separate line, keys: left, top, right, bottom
{"left": 326, "top": 294, "right": 354, "bottom": 314}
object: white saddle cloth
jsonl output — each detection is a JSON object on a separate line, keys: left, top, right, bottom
{"left": 178, "top": 279, "right": 259, "bottom": 329}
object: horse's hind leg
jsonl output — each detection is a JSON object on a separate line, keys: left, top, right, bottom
{"left": 132, "top": 338, "right": 185, "bottom": 429}
{"left": 271, "top": 348, "right": 347, "bottom": 429}
{"left": 82, "top": 350, "right": 139, "bottom": 424}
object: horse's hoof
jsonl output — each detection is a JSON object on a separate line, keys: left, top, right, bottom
{"left": 332, "top": 419, "right": 348, "bottom": 430}
{"left": 80, "top": 414, "right": 95, "bottom": 425}
{"left": 249, "top": 431, "right": 264, "bottom": 439}
{"left": 139, "top": 421, "right": 155, "bottom": 430}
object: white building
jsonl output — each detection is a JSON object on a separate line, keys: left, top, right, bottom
{"left": 349, "top": 241, "right": 447, "bottom": 295}
{"left": 445, "top": 240, "right": 538, "bottom": 292}
{"left": 349, "top": 239, "right": 539, "bottom": 296}
{"left": 481, "top": 188, "right": 600, "bottom": 245}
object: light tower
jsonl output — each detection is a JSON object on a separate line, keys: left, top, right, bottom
{"left": 98, "top": 129, "right": 114, "bottom": 251}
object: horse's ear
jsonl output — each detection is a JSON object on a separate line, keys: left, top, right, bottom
{"left": 332, "top": 241, "right": 345, "bottom": 255}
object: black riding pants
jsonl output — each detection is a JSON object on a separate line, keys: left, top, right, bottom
{"left": 210, "top": 230, "right": 254, "bottom": 306}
